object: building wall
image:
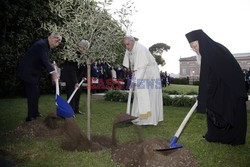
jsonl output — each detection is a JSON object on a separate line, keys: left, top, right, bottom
{"left": 179, "top": 53, "right": 250, "bottom": 78}
{"left": 179, "top": 56, "right": 200, "bottom": 78}
{"left": 237, "top": 56, "right": 250, "bottom": 70}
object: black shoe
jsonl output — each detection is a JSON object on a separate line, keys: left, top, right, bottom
{"left": 201, "top": 135, "right": 206, "bottom": 141}
{"left": 25, "top": 117, "right": 36, "bottom": 122}
{"left": 74, "top": 111, "right": 83, "bottom": 115}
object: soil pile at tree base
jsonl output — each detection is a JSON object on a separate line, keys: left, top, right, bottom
{"left": 5, "top": 112, "right": 198, "bottom": 166}
{"left": 111, "top": 138, "right": 197, "bottom": 167}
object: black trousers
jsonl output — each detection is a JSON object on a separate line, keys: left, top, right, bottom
{"left": 66, "top": 83, "right": 82, "bottom": 113}
{"left": 24, "top": 81, "right": 40, "bottom": 119}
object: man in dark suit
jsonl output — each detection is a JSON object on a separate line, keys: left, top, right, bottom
{"left": 60, "top": 39, "right": 89, "bottom": 115}
{"left": 17, "top": 32, "right": 61, "bottom": 122}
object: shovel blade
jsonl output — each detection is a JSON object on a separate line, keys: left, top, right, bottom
{"left": 154, "top": 145, "right": 182, "bottom": 152}
{"left": 56, "top": 95, "right": 74, "bottom": 118}
{"left": 114, "top": 113, "right": 138, "bottom": 124}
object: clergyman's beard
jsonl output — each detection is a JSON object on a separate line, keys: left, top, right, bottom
{"left": 196, "top": 54, "right": 201, "bottom": 66}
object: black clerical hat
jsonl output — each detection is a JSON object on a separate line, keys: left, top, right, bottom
{"left": 185, "top": 29, "right": 203, "bottom": 43}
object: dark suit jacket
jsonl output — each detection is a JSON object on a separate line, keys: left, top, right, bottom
{"left": 17, "top": 39, "right": 54, "bottom": 84}
{"left": 60, "top": 59, "right": 85, "bottom": 85}
{"left": 91, "top": 64, "right": 100, "bottom": 78}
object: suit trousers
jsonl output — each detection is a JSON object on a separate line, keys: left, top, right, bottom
{"left": 24, "top": 81, "right": 40, "bottom": 119}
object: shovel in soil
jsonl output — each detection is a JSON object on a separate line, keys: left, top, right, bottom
{"left": 113, "top": 85, "right": 138, "bottom": 124}
{"left": 56, "top": 78, "right": 86, "bottom": 118}
{"left": 54, "top": 62, "right": 73, "bottom": 118}
{"left": 155, "top": 100, "right": 198, "bottom": 151}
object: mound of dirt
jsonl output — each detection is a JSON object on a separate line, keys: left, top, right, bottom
{"left": 111, "top": 138, "right": 197, "bottom": 167}
{"left": 60, "top": 118, "right": 113, "bottom": 152}
{"left": 7, "top": 113, "right": 64, "bottom": 138}
{"left": 4, "top": 113, "right": 198, "bottom": 167}
{"left": 111, "top": 114, "right": 198, "bottom": 167}
{"left": 6, "top": 113, "right": 113, "bottom": 152}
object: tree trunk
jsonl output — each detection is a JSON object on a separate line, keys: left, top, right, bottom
{"left": 86, "top": 61, "right": 91, "bottom": 141}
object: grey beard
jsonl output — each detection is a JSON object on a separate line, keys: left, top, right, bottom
{"left": 196, "top": 54, "right": 201, "bottom": 66}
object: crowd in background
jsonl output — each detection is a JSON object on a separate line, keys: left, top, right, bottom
{"left": 73, "top": 60, "right": 171, "bottom": 93}
{"left": 243, "top": 68, "right": 250, "bottom": 93}
{"left": 160, "top": 71, "right": 171, "bottom": 87}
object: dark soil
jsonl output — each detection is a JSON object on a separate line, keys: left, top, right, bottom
{"left": 3, "top": 112, "right": 197, "bottom": 166}
{"left": 111, "top": 139, "right": 197, "bottom": 167}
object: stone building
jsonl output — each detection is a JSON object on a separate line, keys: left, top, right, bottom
{"left": 179, "top": 53, "right": 250, "bottom": 80}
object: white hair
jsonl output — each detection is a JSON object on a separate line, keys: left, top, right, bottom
{"left": 79, "top": 39, "right": 90, "bottom": 49}
{"left": 50, "top": 32, "right": 62, "bottom": 41}
{"left": 124, "top": 35, "right": 135, "bottom": 42}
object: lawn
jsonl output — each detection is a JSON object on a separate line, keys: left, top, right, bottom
{"left": 0, "top": 90, "right": 249, "bottom": 167}
{"left": 163, "top": 84, "right": 199, "bottom": 94}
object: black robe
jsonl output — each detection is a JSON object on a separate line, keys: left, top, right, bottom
{"left": 60, "top": 55, "right": 86, "bottom": 113}
{"left": 186, "top": 29, "right": 248, "bottom": 145}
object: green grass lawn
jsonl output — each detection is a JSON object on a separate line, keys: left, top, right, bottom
{"left": 163, "top": 84, "right": 199, "bottom": 94}
{"left": 0, "top": 92, "right": 249, "bottom": 167}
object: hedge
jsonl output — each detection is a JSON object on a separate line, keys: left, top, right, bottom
{"left": 105, "top": 90, "right": 196, "bottom": 107}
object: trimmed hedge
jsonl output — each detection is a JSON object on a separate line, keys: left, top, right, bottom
{"left": 171, "top": 77, "right": 189, "bottom": 85}
{"left": 105, "top": 90, "right": 196, "bottom": 107}
{"left": 104, "top": 90, "right": 130, "bottom": 102}
{"left": 163, "top": 89, "right": 198, "bottom": 95}
{"left": 163, "top": 90, "right": 180, "bottom": 95}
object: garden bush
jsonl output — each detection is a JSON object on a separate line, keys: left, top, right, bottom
{"left": 162, "top": 93, "right": 172, "bottom": 106}
{"left": 163, "top": 90, "right": 181, "bottom": 95}
{"left": 171, "top": 77, "right": 189, "bottom": 85}
{"left": 104, "top": 90, "right": 130, "bottom": 102}
{"left": 193, "top": 80, "right": 199, "bottom": 85}
{"left": 105, "top": 90, "right": 196, "bottom": 107}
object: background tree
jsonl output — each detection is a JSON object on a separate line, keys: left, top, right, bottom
{"left": 0, "top": 0, "right": 63, "bottom": 97}
{"left": 45, "top": 0, "right": 133, "bottom": 140}
{"left": 149, "top": 43, "right": 170, "bottom": 66}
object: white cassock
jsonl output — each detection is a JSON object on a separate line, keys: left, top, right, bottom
{"left": 123, "top": 41, "right": 163, "bottom": 125}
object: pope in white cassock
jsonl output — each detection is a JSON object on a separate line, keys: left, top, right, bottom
{"left": 122, "top": 36, "right": 163, "bottom": 126}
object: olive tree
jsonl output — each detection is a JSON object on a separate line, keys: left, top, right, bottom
{"left": 44, "top": 0, "right": 133, "bottom": 140}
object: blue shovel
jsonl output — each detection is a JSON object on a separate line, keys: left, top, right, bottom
{"left": 155, "top": 100, "right": 198, "bottom": 151}
{"left": 53, "top": 62, "right": 74, "bottom": 118}
{"left": 55, "top": 77, "right": 86, "bottom": 118}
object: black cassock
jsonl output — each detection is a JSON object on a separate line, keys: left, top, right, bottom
{"left": 186, "top": 30, "right": 248, "bottom": 145}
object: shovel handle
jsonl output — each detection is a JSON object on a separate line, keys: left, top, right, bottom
{"left": 55, "top": 79, "right": 59, "bottom": 96}
{"left": 174, "top": 100, "right": 198, "bottom": 138}
{"left": 67, "top": 78, "right": 86, "bottom": 103}
{"left": 126, "top": 85, "right": 133, "bottom": 115}
{"left": 54, "top": 61, "right": 60, "bottom": 96}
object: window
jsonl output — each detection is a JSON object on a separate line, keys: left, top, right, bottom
{"left": 182, "top": 69, "right": 186, "bottom": 75}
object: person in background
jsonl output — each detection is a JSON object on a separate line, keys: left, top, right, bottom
{"left": 60, "top": 39, "right": 89, "bottom": 115}
{"left": 122, "top": 35, "right": 163, "bottom": 126}
{"left": 246, "top": 68, "right": 250, "bottom": 92}
{"left": 243, "top": 70, "right": 249, "bottom": 93}
{"left": 18, "top": 32, "right": 61, "bottom": 122}
{"left": 186, "top": 29, "right": 248, "bottom": 145}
